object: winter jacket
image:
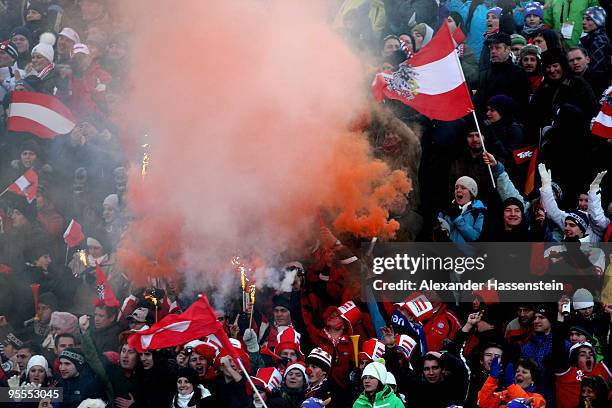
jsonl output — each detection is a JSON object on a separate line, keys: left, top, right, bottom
{"left": 56, "top": 369, "right": 106, "bottom": 408}
{"left": 448, "top": 0, "right": 494, "bottom": 62}
{"left": 544, "top": 0, "right": 599, "bottom": 47}
{"left": 588, "top": 189, "right": 610, "bottom": 240}
{"left": 90, "top": 322, "right": 123, "bottom": 353}
{"left": 68, "top": 62, "right": 112, "bottom": 120}
{"left": 459, "top": 43, "right": 479, "bottom": 90}
{"left": 475, "top": 59, "right": 530, "bottom": 117}
{"left": 422, "top": 304, "right": 463, "bottom": 352}
{"left": 477, "top": 376, "right": 546, "bottom": 408}
{"left": 170, "top": 384, "right": 213, "bottom": 408}
{"left": 268, "top": 386, "right": 307, "bottom": 408}
{"left": 352, "top": 385, "right": 405, "bottom": 408}
{"left": 579, "top": 28, "right": 612, "bottom": 73}
{"left": 449, "top": 150, "right": 498, "bottom": 209}
{"left": 438, "top": 200, "right": 487, "bottom": 243}
{"left": 312, "top": 329, "right": 355, "bottom": 389}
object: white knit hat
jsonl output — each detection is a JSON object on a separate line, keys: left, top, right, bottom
{"left": 103, "top": 194, "right": 119, "bottom": 210}
{"left": 572, "top": 288, "right": 594, "bottom": 310}
{"left": 385, "top": 371, "right": 397, "bottom": 386}
{"left": 26, "top": 355, "right": 49, "bottom": 373}
{"left": 284, "top": 362, "right": 309, "bottom": 385}
{"left": 362, "top": 361, "right": 387, "bottom": 383}
{"left": 456, "top": 176, "right": 478, "bottom": 198}
{"left": 32, "top": 42, "right": 54, "bottom": 63}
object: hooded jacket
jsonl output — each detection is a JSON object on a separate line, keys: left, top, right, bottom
{"left": 544, "top": 0, "right": 600, "bottom": 47}
{"left": 477, "top": 375, "right": 546, "bottom": 408}
{"left": 352, "top": 384, "right": 405, "bottom": 408}
{"left": 439, "top": 200, "right": 488, "bottom": 243}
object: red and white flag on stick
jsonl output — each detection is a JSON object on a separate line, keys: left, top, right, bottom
{"left": 591, "top": 86, "right": 612, "bottom": 139}
{"left": 63, "top": 219, "right": 85, "bottom": 248}
{"left": 6, "top": 168, "right": 38, "bottom": 203}
{"left": 372, "top": 22, "right": 473, "bottom": 121}
{"left": 93, "top": 263, "right": 120, "bottom": 308}
{"left": 7, "top": 91, "right": 76, "bottom": 139}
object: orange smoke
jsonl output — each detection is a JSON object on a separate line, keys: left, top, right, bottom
{"left": 116, "top": 1, "right": 411, "bottom": 287}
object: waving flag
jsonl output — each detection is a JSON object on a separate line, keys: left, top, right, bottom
{"left": 7, "top": 91, "right": 76, "bottom": 139}
{"left": 63, "top": 219, "right": 85, "bottom": 248}
{"left": 93, "top": 263, "right": 120, "bottom": 308}
{"left": 372, "top": 22, "right": 473, "bottom": 121}
{"left": 592, "top": 86, "right": 612, "bottom": 139}
{"left": 7, "top": 168, "right": 38, "bottom": 203}
{"left": 128, "top": 295, "right": 238, "bottom": 361}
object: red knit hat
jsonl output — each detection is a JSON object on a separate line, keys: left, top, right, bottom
{"left": 359, "top": 339, "right": 385, "bottom": 362}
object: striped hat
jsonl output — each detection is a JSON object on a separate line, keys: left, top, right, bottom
{"left": 306, "top": 347, "right": 332, "bottom": 371}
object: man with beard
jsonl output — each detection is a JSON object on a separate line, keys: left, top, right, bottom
{"left": 554, "top": 342, "right": 611, "bottom": 408}
{"left": 518, "top": 45, "right": 544, "bottom": 100}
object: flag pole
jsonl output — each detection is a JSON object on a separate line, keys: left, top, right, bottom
{"left": 64, "top": 245, "right": 69, "bottom": 266}
{"left": 448, "top": 24, "right": 496, "bottom": 189}
{"left": 236, "top": 357, "right": 269, "bottom": 408}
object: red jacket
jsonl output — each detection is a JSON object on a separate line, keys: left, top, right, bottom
{"left": 422, "top": 304, "right": 462, "bottom": 352}
{"left": 69, "top": 62, "right": 112, "bottom": 119}
{"left": 312, "top": 329, "right": 357, "bottom": 389}
{"left": 477, "top": 376, "right": 546, "bottom": 408}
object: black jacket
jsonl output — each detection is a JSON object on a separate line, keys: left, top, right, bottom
{"left": 57, "top": 369, "right": 105, "bottom": 408}
{"left": 475, "top": 59, "right": 530, "bottom": 118}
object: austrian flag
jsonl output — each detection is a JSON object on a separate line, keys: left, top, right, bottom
{"left": 592, "top": 86, "right": 612, "bottom": 139}
{"left": 7, "top": 91, "right": 76, "bottom": 139}
{"left": 63, "top": 219, "right": 85, "bottom": 248}
{"left": 372, "top": 22, "right": 473, "bottom": 121}
{"left": 7, "top": 168, "right": 38, "bottom": 203}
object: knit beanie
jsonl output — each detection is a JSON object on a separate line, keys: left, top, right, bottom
{"left": 572, "top": 288, "right": 594, "bottom": 310}
{"left": 11, "top": 26, "right": 34, "bottom": 46}
{"left": 284, "top": 362, "right": 310, "bottom": 385}
{"left": 31, "top": 42, "right": 54, "bottom": 63}
{"left": 568, "top": 324, "right": 593, "bottom": 340}
{"left": 533, "top": 303, "right": 555, "bottom": 322}
{"left": 38, "top": 292, "right": 59, "bottom": 310}
{"left": 26, "top": 355, "right": 48, "bottom": 373}
{"left": 541, "top": 48, "right": 567, "bottom": 68}
{"left": 519, "top": 44, "right": 541, "bottom": 60}
{"left": 488, "top": 94, "right": 516, "bottom": 118}
{"left": 565, "top": 211, "right": 589, "bottom": 234}
{"left": 301, "top": 398, "right": 327, "bottom": 408}
{"left": 59, "top": 348, "right": 85, "bottom": 370}
{"left": 503, "top": 196, "right": 525, "bottom": 213}
{"left": 272, "top": 294, "right": 291, "bottom": 310}
{"left": 511, "top": 34, "right": 527, "bottom": 46}
{"left": 176, "top": 367, "right": 200, "bottom": 386}
{"left": 487, "top": 7, "right": 502, "bottom": 18}
{"left": 584, "top": 6, "right": 607, "bottom": 28}
{"left": 362, "top": 361, "right": 387, "bottom": 383}
{"left": 0, "top": 40, "right": 19, "bottom": 60}
{"left": 455, "top": 176, "right": 478, "bottom": 198}
{"left": 524, "top": 2, "right": 544, "bottom": 19}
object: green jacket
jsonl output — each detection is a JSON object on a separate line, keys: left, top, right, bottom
{"left": 543, "top": 0, "right": 600, "bottom": 47}
{"left": 352, "top": 385, "right": 405, "bottom": 408}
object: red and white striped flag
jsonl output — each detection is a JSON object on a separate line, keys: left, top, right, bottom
{"left": 7, "top": 91, "right": 76, "bottom": 139}
{"left": 592, "top": 86, "right": 612, "bottom": 139}
{"left": 7, "top": 168, "right": 38, "bottom": 203}
{"left": 63, "top": 219, "right": 85, "bottom": 248}
{"left": 372, "top": 22, "right": 473, "bottom": 121}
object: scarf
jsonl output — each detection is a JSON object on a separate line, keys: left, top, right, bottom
{"left": 175, "top": 391, "right": 194, "bottom": 408}
{"left": 522, "top": 24, "right": 543, "bottom": 36}
{"left": 37, "top": 63, "right": 55, "bottom": 80}
{"left": 484, "top": 28, "right": 499, "bottom": 37}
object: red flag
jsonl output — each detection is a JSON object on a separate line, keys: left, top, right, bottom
{"left": 523, "top": 148, "right": 539, "bottom": 195}
{"left": 63, "top": 219, "right": 85, "bottom": 248}
{"left": 592, "top": 86, "right": 612, "bottom": 139}
{"left": 372, "top": 22, "right": 473, "bottom": 121}
{"left": 7, "top": 168, "right": 38, "bottom": 203}
{"left": 93, "top": 263, "right": 120, "bottom": 308}
{"left": 128, "top": 295, "right": 239, "bottom": 361}
{"left": 7, "top": 91, "right": 76, "bottom": 139}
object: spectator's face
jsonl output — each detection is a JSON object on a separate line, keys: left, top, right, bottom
{"left": 37, "top": 303, "right": 53, "bottom": 324}
{"left": 176, "top": 350, "right": 188, "bottom": 367}
{"left": 31, "top": 53, "right": 51, "bottom": 72}
{"left": 102, "top": 203, "right": 117, "bottom": 223}
{"left": 21, "top": 150, "right": 37, "bottom": 168}
{"left": 56, "top": 336, "right": 75, "bottom": 355}
{"left": 582, "top": 16, "right": 597, "bottom": 33}
{"left": 80, "top": 0, "right": 105, "bottom": 21}
{"left": 578, "top": 194, "right": 588, "bottom": 211}
{"left": 10, "top": 209, "right": 29, "bottom": 228}
{"left": 581, "top": 385, "right": 596, "bottom": 401}
{"left": 285, "top": 369, "right": 305, "bottom": 390}
{"left": 140, "top": 351, "right": 154, "bottom": 370}
{"left": 486, "top": 13, "right": 500, "bottom": 31}
{"left": 521, "top": 55, "right": 538, "bottom": 73}
{"left": 567, "top": 50, "right": 589, "bottom": 74}
{"left": 467, "top": 132, "right": 482, "bottom": 150}
{"left": 569, "top": 330, "right": 588, "bottom": 345}
{"left": 359, "top": 359, "right": 371, "bottom": 370}
{"left": 545, "top": 62, "right": 564, "bottom": 80}
{"left": 325, "top": 311, "right": 344, "bottom": 331}
{"left": 26, "top": 9, "right": 42, "bottom": 22}
{"left": 412, "top": 31, "right": 424, "bottom": 50}
{"left": 577, "top": 306, "right": 593, "bottom": 318}
{"left": 3, "top": 343, "right": 17, "bottom": 358}
{"left": 189, "top": 352, "right": 208, "bottom": 376}
{"left": 35, "top": 254, "right": 52, "bottom": 271}
{"left": 11, "top": 35, "right": 29, "bottom": 53}
{"left": 454, "top": 184, "right": 471, "bottom": 206}
{"left": 447, "top": 16, "right": 457, "bottom": 33}
{"left": 398, "top": 35, "right": 413, "bottom": 52}
{"left": 576, "top": 348, "right": 595, "bottom": 372}
{"left": 273, "top": 306, "right": 291, "bottom": 326}
{"left": 490, "top": 43, "right": 510, "bottom": 63}
{"left": 481, "top": 347, "right": 503, "bottom": 371}
{"left": 514, "top": 365, "right": 533, "bottom": 388}
{"left": 511, "top": 43, "right": 525, "bottom": 55}
{"left": 0, "top": 50, "right": 14, "bottom": 67}
{"left": 279, "top": 349, "right": 298, "bottom": 362}
{"left": 120, "top": 344, "right": 139, "bottom": 370}
{"left": 486, "top": 106, "right": 502, "bottom": 123}
{"left": 532, "top": 35, "right": 547, "bottom": 52}
{"left": 58, "top": 359, "right": 78, "bottom": 379}
{"left": 423, "top": 360, "right": 442, "bottom": 383}
{"left": 177, "top": 377, "right": 193, "bottom": 395}
{"left": 94, "top": 307, "right": 114, "bottom": 330}
{"left": 57, "top": 36, "right": 75, "bottom": 56}
{"left": 563, "top": 219, "right": 583, "bottom": 238}
{"left": 307, "top": 363, "right": 327, "bottom": 384}
{"left": 503, "top": 205, "right": 522, "bottom": 228}
{"left": 382, "top": 38, "right": 400, "bottom": 57}
{"left": 16, "top": 348, "right": 33, "bottom": 371}
{"left": 525, "top": 14, "right": 542, "bottom": 27}
{"left": 28, "top": 365, "right": 46, "bottom": 384}
{"left": 533, "top": 313, "right": 551, "bottom": 333}
{"left": 88, "top": 244, "right": 105, "bottom": 258}
{"left": 517, "top": 307, "right": 534, "bottom": 325}
{"left": 362, "top": 375, "right": 380, "bottom": 393}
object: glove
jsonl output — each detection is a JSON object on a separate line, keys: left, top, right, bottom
{"left": 242, "top": 328, "right": 259, "bottom": 353}
{"left": 490, "top": 356, "right": 501, "bottom": 379}
{"left": 538, "top": 164, "right": 552, "bottom": 189}
{"left": 589, "top": 170, "right": 607, "bottom": 193}
{"left": 438, "top": 218, "right": 451, "bottom": 233}
{"left": 79, "top": 315, "right": 90, "bottom": 332}
{"left": 7, "top": 375, "right": 20, "bottom": 389}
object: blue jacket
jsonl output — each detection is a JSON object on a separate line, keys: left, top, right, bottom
{"left": 439, "top": 200, "right": 487, "bottom": 242}
{"left": 448, "top": 0, "right": 494, "bottom": 62}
